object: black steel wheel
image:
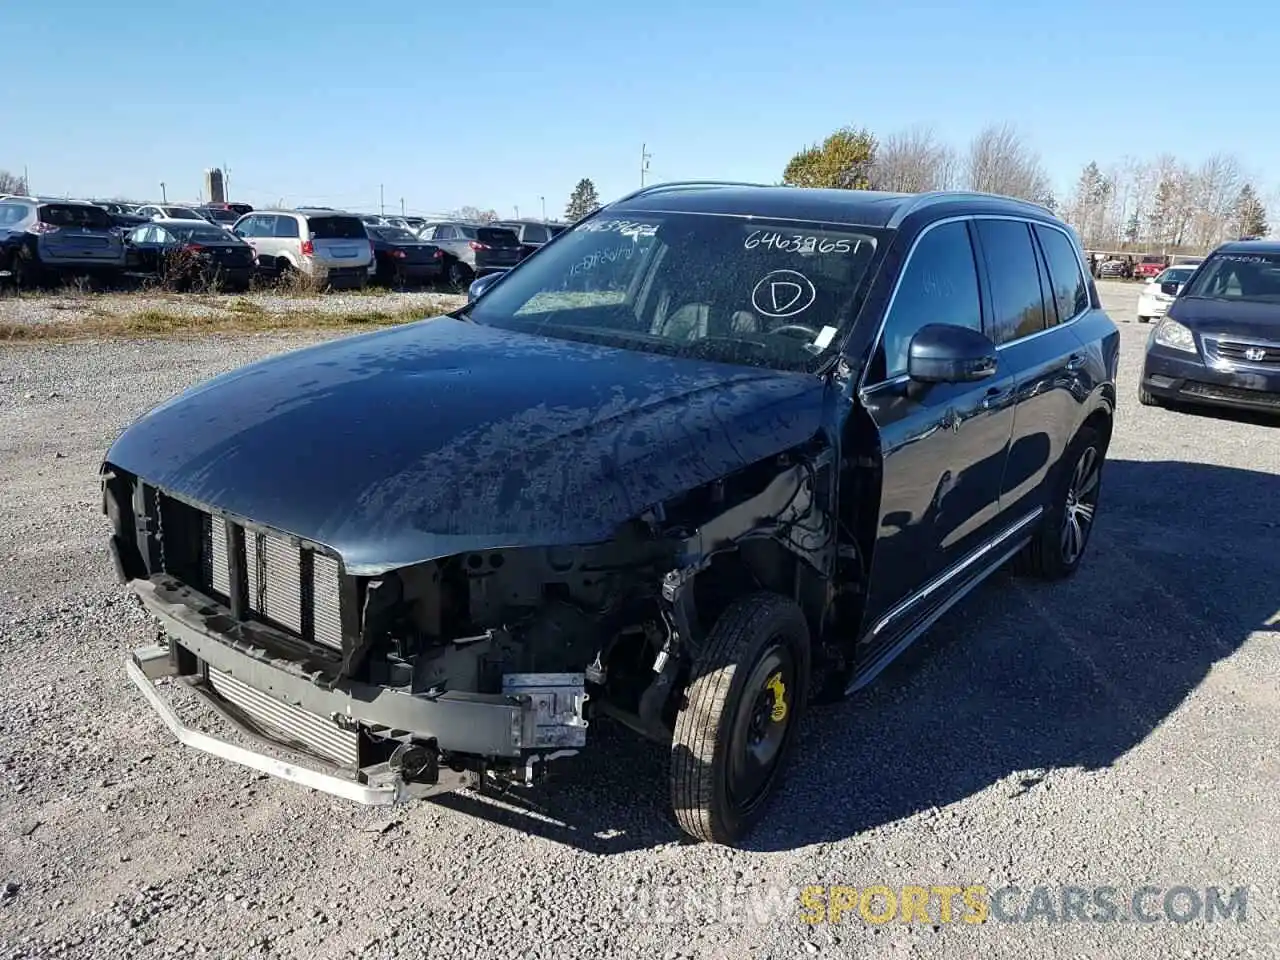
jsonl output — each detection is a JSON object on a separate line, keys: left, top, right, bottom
{"left": 1016, "top": 424, "right": 1106, "bottom": 580}
{"left": 670, "top": 592, "right": 811, "bottom": 845}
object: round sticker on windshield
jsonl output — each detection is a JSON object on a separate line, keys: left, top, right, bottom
{"left": 751, "top": 270, "right": 816, "bottom": 318}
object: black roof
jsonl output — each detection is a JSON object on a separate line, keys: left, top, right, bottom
{"left": 607, "top": 182, "right": 1057, "bottom": 229}
{"left": 1214, "top": 239, "right": 1280, "bottom": 255}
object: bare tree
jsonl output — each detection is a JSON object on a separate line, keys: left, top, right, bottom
{"left": 451, "top": 205, "right": 499, "bottom": 223}
{"left": 0, "top": 169, "right": 28, "bottom": 195}
{"left": 869, "top": 125, "right": 958, "bottom": 193}
{"left": 1188, "top": 153, "right": 1244, "bottom": 250}
{"left": 962, "top": 124, "right": 1052, "bottom": 204}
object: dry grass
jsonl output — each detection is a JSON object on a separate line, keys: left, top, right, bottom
{"left": 0, "top": 302, "right": 449, "bottom": 343}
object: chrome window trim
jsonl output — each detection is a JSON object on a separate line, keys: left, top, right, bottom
{"left": 858, "top": 214, "right": 1091, "bottom": 393}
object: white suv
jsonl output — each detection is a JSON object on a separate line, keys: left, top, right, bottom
{"left": 232, "top": 209, "right": 372, "bottom": 289}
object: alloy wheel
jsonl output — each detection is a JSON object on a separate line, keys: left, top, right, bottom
{"left": 1061, "top": 445, "right": 1101, "bottom": 565}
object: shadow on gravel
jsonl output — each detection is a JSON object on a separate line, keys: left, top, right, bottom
{"left": 424, "top": 458, "right": 1277, "bottom": 854}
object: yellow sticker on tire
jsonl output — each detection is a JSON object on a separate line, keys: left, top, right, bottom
{"left": 765, "top": 671, "right": 788, "bottom": 723}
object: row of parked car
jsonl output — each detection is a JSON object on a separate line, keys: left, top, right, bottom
{"left": 0, "top": 194, "right": 569, "bottom": 293}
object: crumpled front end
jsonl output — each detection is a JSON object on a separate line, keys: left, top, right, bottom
{"left": 105, "top": 469, "right": 592, "bottom": 803}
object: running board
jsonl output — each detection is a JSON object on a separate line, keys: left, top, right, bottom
{"left": 844, "top": 528, "right": 1038, "bottom": 696}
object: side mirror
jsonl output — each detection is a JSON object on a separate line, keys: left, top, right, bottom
{"left": 467, "top": 270, "right": 505, "bottom": 302}
{"left": 907, "top": 323, "right": 998, "bottom": 384}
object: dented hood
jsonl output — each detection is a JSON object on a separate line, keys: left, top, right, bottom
{"left": 105, "top": 317, "right": 826, "bottom": 574}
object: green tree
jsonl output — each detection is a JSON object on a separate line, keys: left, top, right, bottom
{"left": 564, "top": 179, "right": 601, "bottom": 221}
{"left": 782, "top": 127, "right": 878, "bottom": 190}
{"left": 1232, "top": 183, "right": 1268, "bottom": 238}
{"left": 1123, "top": 210, "right": 1141, "bottom": 245}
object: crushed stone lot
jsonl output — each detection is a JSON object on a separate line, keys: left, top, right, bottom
{"left": 1, "top": 281, "right": 1278, "bottom": 959}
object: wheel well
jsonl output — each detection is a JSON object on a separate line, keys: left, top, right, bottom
{"left": 1082, "top": 407, "right": 1113, "bottom": 453}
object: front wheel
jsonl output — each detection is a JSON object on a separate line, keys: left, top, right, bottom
{"left": 1016, "top": 425, "right": 1105, "bottom": 580}
{"left": 670, "top": 593, "right": 811, "bottom": 845}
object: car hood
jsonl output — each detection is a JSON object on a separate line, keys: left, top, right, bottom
{"left": 1169, "top": 297, "right": 1280, "bottom": 340}
{"left": 104, "top": 317, "right": 826, "bottom": 574}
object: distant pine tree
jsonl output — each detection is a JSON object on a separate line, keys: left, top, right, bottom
{"left": 565, "top": 179, "right": 601, "bottom": 221}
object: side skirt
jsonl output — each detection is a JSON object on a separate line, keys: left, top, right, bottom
{"left": 844, "top": 507, "right": 1043, "bottom": 696}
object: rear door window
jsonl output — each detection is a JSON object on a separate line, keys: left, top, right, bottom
{"left": 875, "top": 220, "right": 982, "bottom": 381}
{"left": 1033, "top": 225, "right": 1089, "bottom": 323}
{"left": 974, "top": 219, "right": 1047, "bottom": 344}
{"left": 307, "top": 216, "right": 365, "bottom": 239}
{"left": 274, "top": 216, "right": 301, "bottom": 239}
{"left": 521, "top": 224, "right": 551, "bottom": 244}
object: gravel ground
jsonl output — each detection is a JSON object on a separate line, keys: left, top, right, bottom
{"left": 1, "top": 281, "right": 1278, "bottom": 959}
{"left": 0, "top": 288, "right": 464, "bottom": 327}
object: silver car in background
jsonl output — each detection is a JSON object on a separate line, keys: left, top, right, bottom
{"left": 231, "top": 209, "right": 372, "bottom": 289}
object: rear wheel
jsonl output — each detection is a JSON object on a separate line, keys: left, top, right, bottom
{"left": 670, "top": 593, "right": 811, "bottom": 845}
{"left": 1017, "top": 425, "right": 1105, "bottom": 580}
{"left": 447, "top": 260, "right": 472, "bottom": 291}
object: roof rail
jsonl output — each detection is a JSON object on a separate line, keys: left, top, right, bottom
{"left": 607, "top": 179, "right": 775, "bottom": 207}
{"left": 886, "top": 190, "right": 1053, "bottom": 228}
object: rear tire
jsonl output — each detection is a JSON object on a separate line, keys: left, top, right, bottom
{"left": 1016, "top": 425, "right": 1105, "bottom": 581}
{"left": 447, "top": 260, "right": 472, "bottom": 291}
{"left": 670, "top": 592, "right": 811, "bottom": 845}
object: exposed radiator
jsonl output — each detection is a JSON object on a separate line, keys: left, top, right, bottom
{"left": 200, "top": 513, "right": 344, "bottom": 650}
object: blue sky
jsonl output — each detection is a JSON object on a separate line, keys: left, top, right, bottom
{"left": 9, "top": 0, "right": 1278, "bottom": 217}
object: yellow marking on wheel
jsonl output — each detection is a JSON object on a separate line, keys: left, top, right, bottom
{"left": 765, "top": 671, "right": 788, "bottom": 723}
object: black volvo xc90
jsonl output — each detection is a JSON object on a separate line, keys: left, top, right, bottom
{"left": 102, "top": 183, "right": 1119, "bottom": 846}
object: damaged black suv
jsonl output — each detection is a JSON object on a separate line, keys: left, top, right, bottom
{"left": 103, "top": 182, "right": 1118, "bottom": 845}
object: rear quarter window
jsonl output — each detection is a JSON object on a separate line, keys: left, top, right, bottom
{"left": 307, "top": 216, "right": 367, "bottom": 240}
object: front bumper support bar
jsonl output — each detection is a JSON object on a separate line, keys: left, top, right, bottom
{"left": 126, "top": 647, "right": 412, "bottom": 805}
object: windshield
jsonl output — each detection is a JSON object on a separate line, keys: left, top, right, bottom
{"left": 374, "top": 227, "right": 418, "bottom": 242}
{"left": 171, "top": 225, "right": 238, "bottom": 243}
{"left": 201, "top": 208, "right": 238, "bottom": 222}
{"left": 466, "top": 211, "right": 882, "bottom": 371}
{"left": 1155, "top": 267, "right": 1195, "bottom": 285}
{"left": 1182, "top": 251, "right": 1280, "bottom": 303}
{"left": 40, "top": 204, "right": 114, "bottom": 229}
{"left": 308, "top": 216, "right": 367, "bottom": 239}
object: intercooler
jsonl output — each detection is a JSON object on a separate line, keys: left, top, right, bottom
{"left": 206, "top": 666, "right": 359, "bottom": 768}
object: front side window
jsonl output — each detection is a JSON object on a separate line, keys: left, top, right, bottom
{"left": 1034, "top": 224, "right": 1089, "bottom": 323}
{"left": 975, "top": 219, "right": 1046, "bottom": 344}
{"left": 875, "top": 220, "right": 981, "bottom": 380}
{"left": 467, "top": 212, "right": 882, "bottom": 371}
{"left": 1182, "top": 251, "right": 1280, "bottom": 303}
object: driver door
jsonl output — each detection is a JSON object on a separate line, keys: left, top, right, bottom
{"left": 853, "top": 219, "right": 1018, "bottom": 663}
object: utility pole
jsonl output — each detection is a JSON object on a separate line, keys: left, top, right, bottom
{"left": 400, "top": 197, "right": 405, "bottom": 216}
{"left": 379, "top": 184, "right": 385, "bottom": 216}
{"left": 514, "top": 205, "right": 520, "bottom": 218}
{"left": 640, "top": 143, "right": 652, "bottom": 187}
{"left": 23, "top": 165, "right": 29, "bottom": 194}
{"left": 540, "top": 196, "right": 545, "bottom": 220}
{"left": 224, "top": 163, "right": 231, "bottom": 202}
{"left": 160, "top": 181, "right": 167, "bottom": 203}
